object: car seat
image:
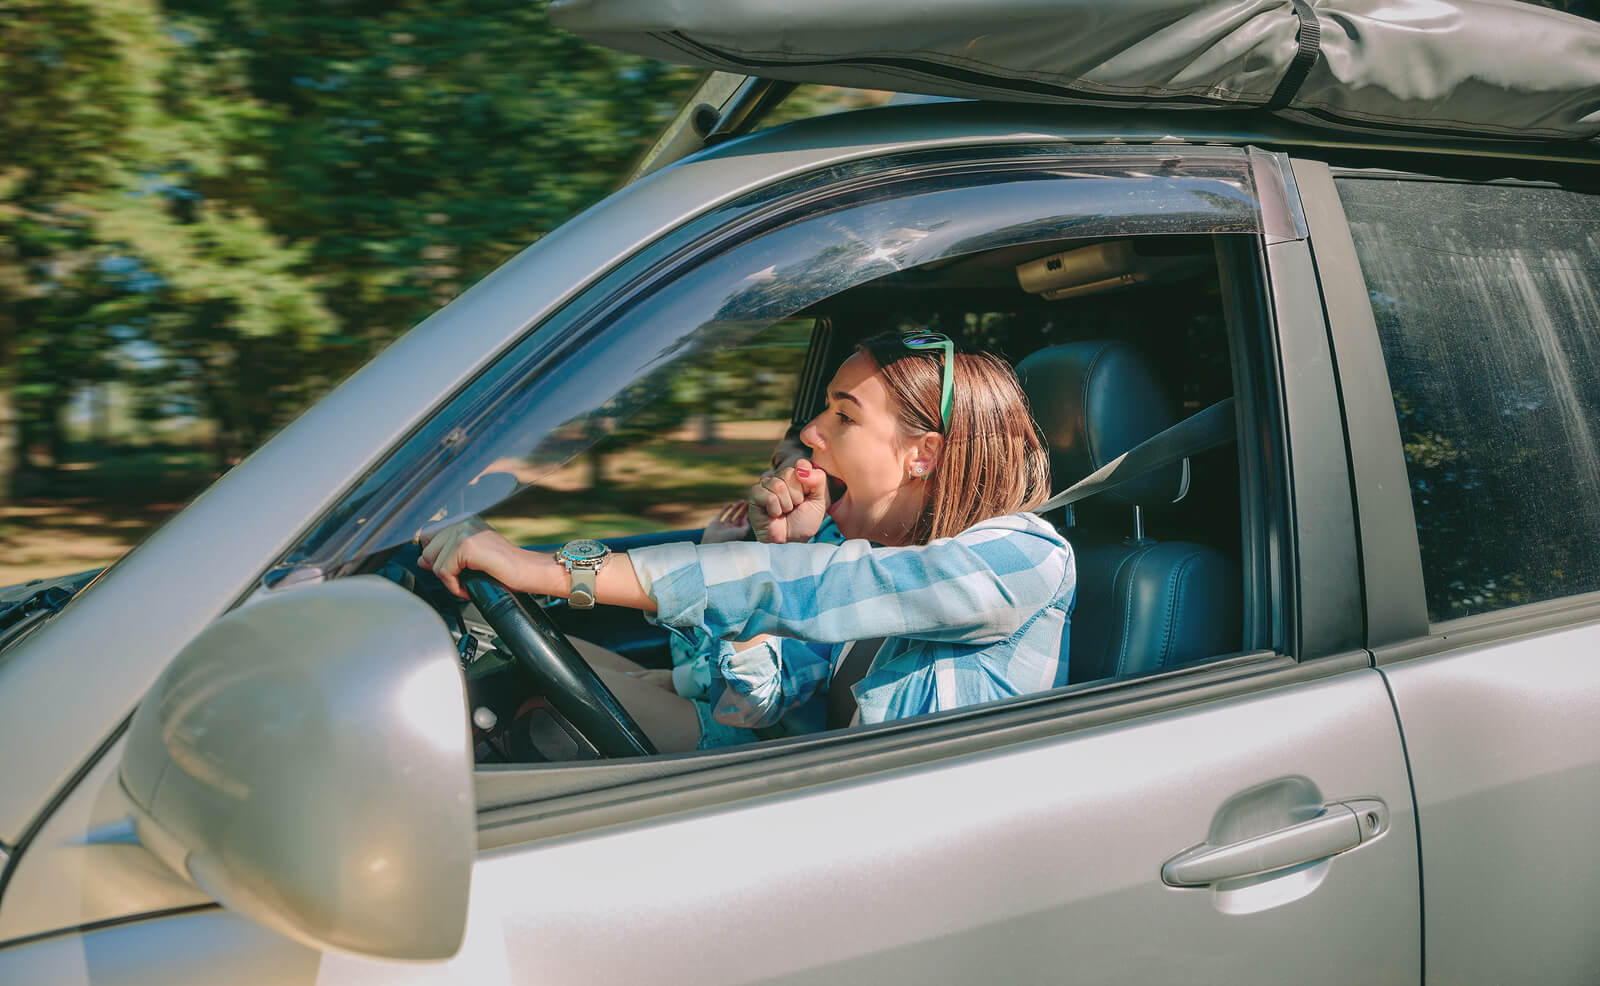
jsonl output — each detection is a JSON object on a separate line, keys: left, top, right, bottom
{"left": 1016, "top": 340, "right": 1241, "bottom": 684}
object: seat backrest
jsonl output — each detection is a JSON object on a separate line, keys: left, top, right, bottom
{"left": 1016, "top": 340, "right": 1240, "bottom": 683}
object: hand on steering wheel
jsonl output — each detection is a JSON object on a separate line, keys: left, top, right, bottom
{"left": 416, "top": 516, "right": 530, "bottom": 599}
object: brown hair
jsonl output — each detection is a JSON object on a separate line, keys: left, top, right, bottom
{"left": 859, "top": 332, "right": 1052, "bottom": 543}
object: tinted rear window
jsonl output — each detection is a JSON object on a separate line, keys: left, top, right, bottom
{"left": 1338, "top": 177, "right": 1600, "bottom": 622}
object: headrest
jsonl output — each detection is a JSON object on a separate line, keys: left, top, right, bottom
{"left": 1016, "top": 340, "right": 1187, "bottom": 507}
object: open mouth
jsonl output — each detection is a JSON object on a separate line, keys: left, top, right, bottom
{"left": 827, "top": 476, "right": 848, "bottom": 509}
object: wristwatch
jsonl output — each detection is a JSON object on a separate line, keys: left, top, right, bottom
{"left": 556, "top": 538, "right": 611, "bottom": 609}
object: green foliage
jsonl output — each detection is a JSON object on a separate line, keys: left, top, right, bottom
{"left": 1, "top": 0, "right": 337, "bottom": 473}
{"left": 1, "top": 0, "right": 166, "bottom": 488}
{"left": 159, "top": 0, "right": 697, "bottom": 353}
{"left": 1, "top": 0, "right": 699, "bottom": 484}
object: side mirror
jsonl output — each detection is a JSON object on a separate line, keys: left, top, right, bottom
{"left": 119, "top": 576, "right": 475, "bottom": 960}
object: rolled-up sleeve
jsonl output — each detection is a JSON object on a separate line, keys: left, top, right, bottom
{"left": 707, "top": 637, "right": 834, "bottom": 728}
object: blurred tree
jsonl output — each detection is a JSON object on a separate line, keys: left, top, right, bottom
{"left": 160, "top": 0, "right": 698, "bottom": 379}
{"left": 0, "top": 0, "right": 332, "bottom": 482}
{"left": 0, "top": 0, "right": 164, "bottom": 491}
{"left": 1, "top": 0, "right": 697, "bottom": 487}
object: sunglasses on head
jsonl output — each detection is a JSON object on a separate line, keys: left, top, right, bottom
{"left": 900, "top": 332, "right": 954, "bottom": 431}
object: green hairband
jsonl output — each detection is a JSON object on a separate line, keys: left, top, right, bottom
{"left": 900, "top": 332, "right": 954, "bottom": 431}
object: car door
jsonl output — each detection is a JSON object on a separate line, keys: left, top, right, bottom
{"left": 1298, "top": 157, "right": 1600, "bottom": 985}
{"left": 299, "top": 139, "right": 1420, "bottom": 986}
{"left": 0, "top": 125, "right": 1420, "bottom": 985}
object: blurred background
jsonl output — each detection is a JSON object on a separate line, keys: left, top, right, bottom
{"left": 0, "top": 0, "right": 1592, "bottom": 585}
{"left": 0, "top": 0, "right": 889, "bottom": 584}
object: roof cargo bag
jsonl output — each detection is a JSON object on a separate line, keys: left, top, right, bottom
{"left": 550, "top": 0, "right": 1600, "bottom": 141}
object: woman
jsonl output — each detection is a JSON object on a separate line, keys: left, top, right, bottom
{"left": 420, "top": 331, "right": 1075, "bottom": 752}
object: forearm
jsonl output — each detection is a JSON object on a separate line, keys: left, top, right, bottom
{"left": 510, "top": 549, "right": 658, "bottom": 614}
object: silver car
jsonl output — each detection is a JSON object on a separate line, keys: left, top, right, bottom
{"left": 3, "top": 2, "right": 1600, "bottom": 982}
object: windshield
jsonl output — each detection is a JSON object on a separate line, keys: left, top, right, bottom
{"left": 0, "top": 567, "right": 102, "bottom": 659}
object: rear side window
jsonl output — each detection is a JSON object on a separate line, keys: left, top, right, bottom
{"left": 1337, "top": 177, "right": 1600, "bottom": 622}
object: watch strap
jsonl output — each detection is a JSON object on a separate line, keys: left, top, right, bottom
{"left": 568, "top": 565, "right": 598, "bottom": 609}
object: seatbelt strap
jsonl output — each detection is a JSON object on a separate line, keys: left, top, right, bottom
{"left": 826, "top": 637, "right": 885, "bottom": 729}
{"left": 1033, "top": 397, "right": 1236, "bottom": 515}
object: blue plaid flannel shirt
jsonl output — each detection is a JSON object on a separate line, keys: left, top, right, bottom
{"left": 630, "top": 512, "right": 1075, "bottom": 728}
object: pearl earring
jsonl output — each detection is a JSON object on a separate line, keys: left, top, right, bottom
{"left": 911, "top": 464, "right": 925, "bottom": 477}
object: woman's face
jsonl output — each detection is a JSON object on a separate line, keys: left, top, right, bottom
{"left": 799, "top": 351, "right": 934, "bottom": 544}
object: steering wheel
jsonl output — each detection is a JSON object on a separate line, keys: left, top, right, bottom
{"left": 460, "top": 571, "right": 657, "bottom": 758}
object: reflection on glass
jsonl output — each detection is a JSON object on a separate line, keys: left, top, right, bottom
{"left": 478, "top": 320, "right": 814, "bottom": 546}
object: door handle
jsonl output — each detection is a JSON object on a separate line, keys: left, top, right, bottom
{"left": 1162, "top": 799, "right": 1388, "bottom": 887}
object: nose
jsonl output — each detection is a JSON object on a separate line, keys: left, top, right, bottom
{"left": 799, "top": 416, "right": 824, "bottom": 452}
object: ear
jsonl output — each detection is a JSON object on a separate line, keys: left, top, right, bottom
{"left": 907, "top": 432, "right": 943, "bottom": 477}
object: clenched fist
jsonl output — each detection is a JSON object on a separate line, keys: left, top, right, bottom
{"left": 747, "top": 458, "right": 831, "bottom": 544}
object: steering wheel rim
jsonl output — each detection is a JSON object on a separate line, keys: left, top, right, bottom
{"left": 461, "top": 571, "right": 657, "bottom": 758}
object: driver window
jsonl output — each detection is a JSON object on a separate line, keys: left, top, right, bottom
{"left": 293, "top": 148, "right": 1281, "bottom": 764}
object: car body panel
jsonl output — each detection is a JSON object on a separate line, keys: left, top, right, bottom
{"left": 0, "top": 735, "right": 209, "bottom": 946}
{"left": 1380, "top": 624, "right": 1600, "bottom": 985}
{"left": 0, "top": 908, "right": 318, "bottom": 986}
{"left": 1301, "top": 146, "right": 1600, "bottom": 983}
{"left": 1, "top": 670, "right": 1419, "bottom": 985}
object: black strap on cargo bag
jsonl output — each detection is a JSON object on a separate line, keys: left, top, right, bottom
{"left": 1267, "top": 0, "right": 1323, "bottom": 111}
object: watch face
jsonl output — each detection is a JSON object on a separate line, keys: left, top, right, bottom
{"left": 561, "top": 538, "right": 609, "bottom": 563}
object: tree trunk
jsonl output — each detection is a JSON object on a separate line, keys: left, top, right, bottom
{"left": 697, "top": 410, "right": 719, "bottom": 445}
{"left": 93, "top": 383, "right": 110, "bottom": 445}
{"left": 0, "top": 248, "right": 19, "bottom": 505}
{"left": 0, "top": 374, "right": 14, "bottom": 505}
{"left": 38, "top": 393, "right": 71, "bottom": 472}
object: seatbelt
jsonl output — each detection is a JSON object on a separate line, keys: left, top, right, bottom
{"left": 1034, "top": 397, "right": 1236, "bottom": 515}
{"left": 826, "top": 637, "right": 885, "bottom": 729}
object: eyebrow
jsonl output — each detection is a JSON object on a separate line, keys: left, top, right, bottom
{"left": 831, "top": 390, "right": 861, "bottom": 407}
